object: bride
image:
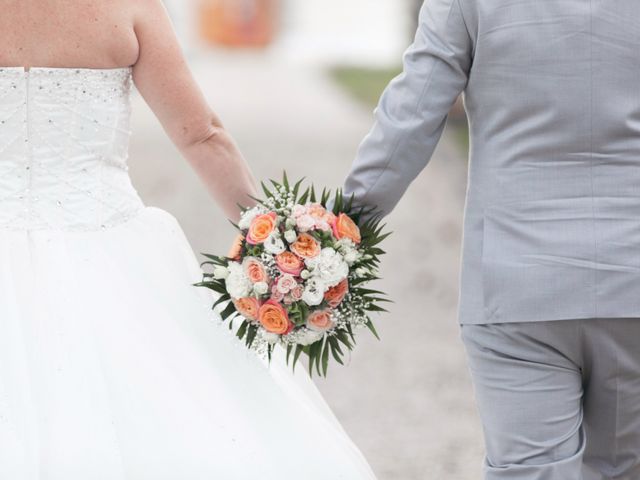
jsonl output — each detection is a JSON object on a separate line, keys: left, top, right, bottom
{"left": 0, "top": 1, "right": 377, "bottom": 478}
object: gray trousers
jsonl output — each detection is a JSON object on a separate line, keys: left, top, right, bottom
{"left": 460, "top": 318, "right": 640, "bottom": 480}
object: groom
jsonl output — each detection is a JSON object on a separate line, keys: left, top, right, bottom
{"left": 342, "top": 0, "right": 640, "bottom": 479}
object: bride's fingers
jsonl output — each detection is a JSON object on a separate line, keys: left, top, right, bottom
{"left": 227, "top": 234, "right": 244, "bottom": 260}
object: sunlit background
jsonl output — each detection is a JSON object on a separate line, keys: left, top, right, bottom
{"left": 129, "top": 1, "right": 482, "bottom": 478}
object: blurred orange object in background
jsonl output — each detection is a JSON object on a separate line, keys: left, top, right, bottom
{"left": 199, "top": 0, "right": 279, "bottom": 47}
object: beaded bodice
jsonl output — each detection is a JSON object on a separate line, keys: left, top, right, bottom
{"left": 0, "top": 66, "right": 145, "bottom": 231}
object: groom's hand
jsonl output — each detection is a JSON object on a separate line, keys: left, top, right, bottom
{"left": 342, "top": 0, "right": 473, "bottom": 220}
{"left": 227, "top": 233, "right": 244, "bottom": 260}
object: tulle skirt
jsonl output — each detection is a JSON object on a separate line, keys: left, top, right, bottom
{"left": 0, "top": 206, "right": 377, "bottom": 479}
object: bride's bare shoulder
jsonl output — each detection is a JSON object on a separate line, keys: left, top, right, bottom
{"left": 0, "top": 0, "right": 140, "bottom": 68}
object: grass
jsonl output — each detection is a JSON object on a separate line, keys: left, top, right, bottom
{"left": 330, "top": 65, "right": 469, "bottom": 157}
{"left": 330, "top": 66, "right": 402, "bottom": 109}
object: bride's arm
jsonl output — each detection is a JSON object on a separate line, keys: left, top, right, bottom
{"left": 130, "top": 0, "right": 258, "bottom": 223}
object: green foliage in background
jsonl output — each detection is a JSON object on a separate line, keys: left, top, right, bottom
{"left": 330, "top": 66, "right": 402, "bottom": 109}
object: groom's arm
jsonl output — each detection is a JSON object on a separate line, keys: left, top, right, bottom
{"left": 343, "top": 0, "right": 474, "bottom": 220}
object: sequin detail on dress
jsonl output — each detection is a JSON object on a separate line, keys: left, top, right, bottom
{"left": 0, "top": 67, "right": 144, "bottom": 231}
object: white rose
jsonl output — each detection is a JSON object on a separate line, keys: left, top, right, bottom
{"left": 212, "top": 266, "right": 229, "bottom": 279}
{"left": 307, "top": 248, "right": 349, "bottom": 288}
{"left": 296, "top": 214, "right": 315, "bottom": 232}
{"left": 302, "top": 277, "right": 326, "bottom": 306}
{"left": 284, "top": 229, "right": 297, "bottom": 243}
{"left": 253, "top": 281, "right": 269, "bottom": 295}
{"left": 228, "top": 261, "right": 243, "bottom": 273}
{"left": 305, "top": 255, "right": 319, "bottom": 270}
{"left": 292, "top": 204, "right": 307, "bottom": 218}
{"left": 263, "top": 232, "right": 286, "bottom": 255}
{"left": 226, "top": 262, "right": 252, "bottom": 299}
{"left": 300, "top": 269, "right": 310, "bottom": 280}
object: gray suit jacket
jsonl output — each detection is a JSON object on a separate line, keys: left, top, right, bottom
{"left": 343, "top": 0, "right": 640, "bottom": 325}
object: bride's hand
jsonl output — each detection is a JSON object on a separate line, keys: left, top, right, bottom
{"left": 227, "top": 233, "right": 244, "bottom": 260}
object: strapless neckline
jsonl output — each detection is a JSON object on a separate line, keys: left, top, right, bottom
{"left": 0, "top": 65, "right": 131, "bottom": 72}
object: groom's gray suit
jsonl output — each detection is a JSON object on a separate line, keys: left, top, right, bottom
{"left": 342, "top": 1, "right": 640, "bottom": 478}
{"left": 344, "top": 0, "right": 640, "bottom": 327}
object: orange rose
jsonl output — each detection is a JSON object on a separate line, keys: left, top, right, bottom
{"left": 233, "top": 297, "right": 261, "bottom": 321}
{"left": 290, "top": 233, "right": 321, "bottom": 259}
{"left": 243, "top": 257, "right": 269, "bottom": 284}
{"left": 246, "top": 212, "right": 277, "bottom": 245}
{"left": 275, "top": 251, "right": 304, "bottom": 276}
{"left": 258, "top": 300, "right": 293, "bottom": 335}
{"left": 306, "top": 309, "right": 336, "bottom": 332}
{"left": 332, "top": 213, "right": 361, "bottom": 244}
{"left": 324, "top": 278, "right": 349, "bottom": 308}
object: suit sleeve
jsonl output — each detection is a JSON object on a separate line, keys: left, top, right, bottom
{"left": 342, "top": 0, "right": 474, "bottom": 221}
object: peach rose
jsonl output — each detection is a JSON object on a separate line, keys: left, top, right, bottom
{"left": 258, "top": 300, "right": 293, "bottom": 335}
{"left": 246, "top": 212, "right": 277, "bottom": 245}
{"left": 290, "top": 233, "right": 321, "bottom": 259}
{"left": 243, "top": 257, "right": 269, "bottom": 284}
{"left": 306, "top": 309, "right": 336, "bottom": 333}
{"left": 303, "top": 203, "right": 337, "bottom": 232}
{"left": 324, "top": 278, "right": 349, "bottom": 308}
{"left": 307, "top": 203, "right": 327, "bottom": 220}
{"left": 275, "top": 251, "right": 304, "bottom": 276}
{"left": 232, "top": 297, "right": 261, "bottom": 321}
{"left": 332, "top": 213, "right": 361, "bottom": 244}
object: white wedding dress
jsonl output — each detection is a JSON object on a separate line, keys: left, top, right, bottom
{"left": 0, "top": 66, "right": 377, "bottom": 479}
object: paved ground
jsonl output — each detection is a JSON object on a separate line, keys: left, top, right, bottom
{"left": 128, "top": 49, "right": 486, "bottom": 479}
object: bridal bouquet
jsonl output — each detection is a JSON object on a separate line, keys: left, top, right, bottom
{"left": 194, "top": 173, "right": 390, "bottom": 377}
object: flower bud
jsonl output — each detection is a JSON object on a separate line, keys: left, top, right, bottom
{"left": 286, "top": 217, "right": 297, "bottom": 228}
{"left": 355, "top": 267, "right": 368, "bottom": 277}
{"left": 213, "top": 266, "right": 229, "bottom": 280}
{"left": 284, "top": 230, "right": 297, "bottom": 243}
{"left": 254, "top": 281, "right": 269, "bottom": 295}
